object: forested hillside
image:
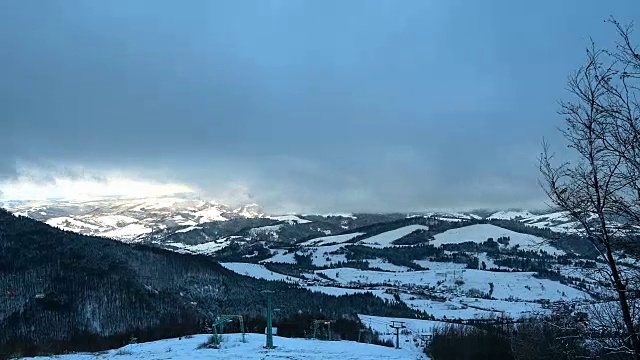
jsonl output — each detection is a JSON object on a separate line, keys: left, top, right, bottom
{"left": 0, "top": 209, "right": 416, "bottom": 358}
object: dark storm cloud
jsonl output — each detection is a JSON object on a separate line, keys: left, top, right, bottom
{"left": 1, "top": 0, "right": 637, "bottom": 212}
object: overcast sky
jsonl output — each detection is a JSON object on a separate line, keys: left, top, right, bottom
{"left": 0, "top": 0, "right": 638, "bottom": 213}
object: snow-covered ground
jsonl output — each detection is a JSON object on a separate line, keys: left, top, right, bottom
{"left": 298, "top": 244, "right": 348, "bottom": 267}
{"left": 431, "top": 224, "right": 564, "bottom": 255}
{"left": 488, "top": 210, "right": 536, "bottom": 220}
{"left": 163, "top": 237, "right": 236, "bottom": 255}
{"left": 300, "top": 233, "right": 364, "bottom": 246}
{"left": 489, "top": 210, "right": 583, "bottom": 234}
{"left": 357, "top": 225, "right": 430, "bottom": 248}
{"left": 4, "top": 196, "right": 261, "bottom": 240}
{"left": 268, "top": 215, "right": 312, "bottom": 224}
{"left": 316, "top": 267, "right": 589, "bottom": 302}
{"left": 21, "top": 333, "right": 427, "bottom": 360}
{"left": 260, "top": 249, "right": 298, "bottom": 264}
{"left": 413, "top": 259, "right": 467, "bottom": 270}
{"left": 100, "top": 223, "right": 153, "bottom": 239}
{"left": 93, "top": 215, "right": 139, "bottom": 227}
{"left": 194, "top": 207, "right": 227, "bottom": 223}
{"left": 398, "top": 294, "right": 547, "bottom": 320}
{"left": 175, "top": 225, "right": 203, "bottom": 233}
{"left": 358, "top": 315, "right": 442, "bottom": 353}
{"left": 305, "top": 285, "right": 372, "bottom": 296}
{"left": 368, "top": 258, "right": 413, "bottom": 272}
{"left": 219, "top": 263, "right": 300, "bottom": 283}
{"left": 46, "top": 217, "right": 100, "bottom": 231}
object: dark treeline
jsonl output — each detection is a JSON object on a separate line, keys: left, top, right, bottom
{"left": 425, "top": 314, "right": 611, "bottom": 360}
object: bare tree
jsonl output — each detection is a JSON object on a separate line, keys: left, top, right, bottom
{"left": 540, "top": 18, "right": 640, "bottom": 360}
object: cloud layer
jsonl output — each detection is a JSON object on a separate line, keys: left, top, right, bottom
{"left": 1, "top": 1, "right": 636, "bottom": 212}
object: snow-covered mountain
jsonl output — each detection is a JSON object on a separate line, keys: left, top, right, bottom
{"left": 0, "top": 195, "right": 262, "bottom": 240}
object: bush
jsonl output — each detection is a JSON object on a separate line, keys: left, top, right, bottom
{"left": 373, "top": 338, "right": 395, "bottom": 348}
{"left": 196, "top": 335, "right": 221, "bottom": 349}
{"left": 510, "top": 320, "right": 588, "bottom": 360}
{"left": 426, "top": 316, "right": 592, "bottom": 360}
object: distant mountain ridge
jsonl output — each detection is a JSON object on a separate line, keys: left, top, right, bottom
{"left": 0, "top": 196, "right": 582, "bottom": 246}
{"left": 0, "top": 195, "right": 262, "bottom": 240}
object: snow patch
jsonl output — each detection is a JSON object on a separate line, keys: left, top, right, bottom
{"left": 220, "top": 263, "right": 300, "bottom": 283}
{"left": 175, "top": 225, "right": 204, "bottom": 233}
{"left": 268, "top": 215, "right": 311, "bottom": 224}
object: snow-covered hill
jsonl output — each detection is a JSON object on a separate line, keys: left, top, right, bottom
{"left": 431, "top": 224, "right": 564, "bottom": 255}
{"left": 21, "top": 333, "right": 427, "bottom": 360}
{"left": 1, "top": 195, "right": 262, "bottom": 240}
{"left": 487, "top": 209, "right": 581, "bottom": 233}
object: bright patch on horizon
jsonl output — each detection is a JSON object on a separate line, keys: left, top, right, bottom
{"left": 0, "top": 169, "right": 194, "bottom": 201}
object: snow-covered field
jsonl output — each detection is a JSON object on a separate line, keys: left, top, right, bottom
{"left": 431, "top": 224, "right": 564, "bottom": 255}
{"left": 298, "top": 244, "right": 349, "bottom": 267}
{"left": 21, "top": 333, "right": 427, "bottom": 360}
{"left": 164, "top": 237, "right": 236, "bottom": 255}
{"left": 175, "top": 225, "right": 203, "bottom": 233}
{"left": 315, "top": 267, "right": 589, "bottom": 302}
{"left": 300, "top": 232, "right": 364, "bottom": 246}
{"left": 368, "top": 258, "right": 412, "bottom": 272}
{"left": 357, "top": 225, "right": 429, "bottom": 248}
{"left": 260, "top": 249, "right": 298, "bottom": 264}
{"left": 219, "top": 263, "right": 300, "bottom": 283}
{"left": 268, "top": 215, "right": 312, "bottom": 224}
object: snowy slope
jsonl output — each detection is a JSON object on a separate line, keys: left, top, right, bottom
{"left": 431, "top": 224, "right": 563, "bottom": 255}
{"left": 487, "top": 210, "right": 536, "bottom": 220}
{"left": 368, "top": 258, "right": 412, "bottom": 272}
{"left": 267, "top": 215, "right": 312, "bottom": 224}
{"left": 260, "top": 249, "right": 298, "bottom": 264}
{"left": 316, "top": 267, "right": 589, "bottom": 302}
{"left": 300, "top": 233, "right": 364, "bottom": 246}
{"left": 219, "top": 263, "right": 301, "bottom": 283}
{"left": 357, "top": 225, "right": 429, "bottom": 248}
{"left": 299, "top": 244, "right": 349, "bottom": 267}
{"left": 359, "top": 314, "right": 443, "bottom": 336}
{"left": 22, "top": 333, "right": 427, "bottom": 360}
{"left": 488, "top": 210, "right": 583, "bottom": 234}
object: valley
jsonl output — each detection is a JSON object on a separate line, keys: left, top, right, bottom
{"left": 0, "top": 196, "right": 621, "bottom": 358}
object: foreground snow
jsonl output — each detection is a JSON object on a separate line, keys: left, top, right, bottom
{"left": 22, "top": 333, "right": 427, "bottom": 360}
